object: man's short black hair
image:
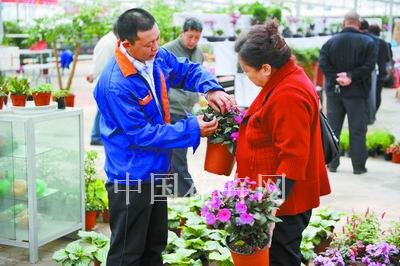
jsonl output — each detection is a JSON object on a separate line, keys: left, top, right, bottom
{"left": 360, "top": 19, "right": 370, "bottom": 31}
{"left": 183, "top": 18, "right": 203, "bottom": 32}
{"left": 117, "top": 8, "right": 156, "bottom": 42}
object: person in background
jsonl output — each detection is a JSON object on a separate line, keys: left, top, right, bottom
{"left": 94, "top": 8, "right": 235, "bottom": 266}
{"left": 360, "top": 19, "right": 379, "bottom": 125}
{"left": 319, "top": 10, "right": 375, "bottom": 175}
{"left": 234, "top": 20, "right": 331, "bottom": 265}
{"left": 86, "top": 24, "right": 118, "bottom": 145}
{"left": 163, "top": 17, "right": 203, "bottom": 197}
{"left": 369, "top": 24, "right": 393, "bottom": 113}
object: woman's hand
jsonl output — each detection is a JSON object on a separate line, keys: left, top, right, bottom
{"left": 207, "top": 90, "right": 236, "bottom": 114}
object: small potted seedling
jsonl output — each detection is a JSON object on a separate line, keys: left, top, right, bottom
{"left": 52, "top": 90, "right": 69, "bottom": 109}
{"left": 31, "top": 83, "right": 53, "bottom": 106}
{"left": 7, "top": 76, "right": 30, "bottom": 107}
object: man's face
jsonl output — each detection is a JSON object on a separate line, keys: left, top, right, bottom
{"left": 123, "top": 24, "right": 160, "bottom": 62}
{"left": 180, "top": 29, "right": 201, "bottom": 50}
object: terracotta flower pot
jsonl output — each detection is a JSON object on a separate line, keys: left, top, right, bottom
{"left": 229, "top": 245, "right": 269, "bottom": 266}
{"left": 314, "top": 236, "right": 333, "bottom": 254}
{"left": 33, "top": 92, "right": 51, "bottom": 106}
{"left": 64, "top": 94, "right": 75, "bottom": 107}
{"left": 0, "top": 97, "right": 3, "bottom": 110}
{"left": 102, "top": 209, "right": 109, "bottom": 223}
{"left": 10, "top": 94, "right": 27, "bottom": 107}
{"left": 85, "top": 211, "right": 97, "bottom": 231}
{"left": 204, "top": 142, "right": 235, "bottom": 176}
{"left": 1, "top": 95, "right": 8, "bottom": 106}
{"left": 93, "top": 258, "right": 101, "bottom": 266}
{"left": 392, "top": 153, "right": 400, "bottom": 164}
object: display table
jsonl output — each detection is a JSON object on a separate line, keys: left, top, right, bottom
{"left": 0, "top": 108, "right": 84, "bottom": 263}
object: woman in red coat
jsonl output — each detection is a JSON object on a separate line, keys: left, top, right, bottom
{"left": 234, "top": 21, "right": 331, "bottom": 265}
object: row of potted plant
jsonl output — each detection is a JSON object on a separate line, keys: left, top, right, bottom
{"left": 339, "top": 129, "right": 400, "bottom": 163}
{"left": 310, "top": 210, "right": 400, "bottom": 265}
{"left": 0, "top": 75, "right": 73, "bottom": 109}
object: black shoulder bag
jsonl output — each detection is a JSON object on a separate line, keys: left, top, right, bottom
{"left": 319, "top": 111, "right": 340, "bottom": 164}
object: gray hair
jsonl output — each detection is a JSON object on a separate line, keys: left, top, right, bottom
{"left": 344, "top": 10, "right": 360, "bottom": 24}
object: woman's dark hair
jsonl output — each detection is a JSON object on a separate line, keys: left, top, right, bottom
{"left": 369, "top": 24, "right": 381, "bottom": 37}
{"left": 235, "top": 20, "right": 291, "bottom": 69}
{"left": 183, "top": 18, "right": 203, "bottom": 32}
{"left": 117, "top": 8, "right": 156, "bottom": 43}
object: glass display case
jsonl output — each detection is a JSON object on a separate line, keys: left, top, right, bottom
{"left": 0, "top": 109, "right": 84, "bottom": 263}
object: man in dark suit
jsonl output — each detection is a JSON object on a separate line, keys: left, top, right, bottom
{"left": 319, "top": 10, "right": 375, "bottom": 175}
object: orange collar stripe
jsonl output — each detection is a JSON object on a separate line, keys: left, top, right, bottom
{"left": 114, "top": 40, "right": 138, "bottom": 77}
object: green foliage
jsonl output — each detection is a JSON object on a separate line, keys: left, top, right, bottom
{"left": 238, "top": 2, "right": 283, "bottom": 23}
{"left": 292, "top": 48, "right": 320, "bottom": 77}
{"left": 0, "top": 91, "right": 6, "bottom": 97}
{"left": 340, "top": 130, "right": 350, "bottom": 152}
{"left": 146, "top": 0, "right": 179, "bottom": 45}
{"left": 385, "top": 221, "right": 400, "bottom": 249}
{"left": 366, "top": 130, "right": 395, "bottom": 152}
{"left": 215, "top": 29, "right": 225, "bottom": 36}
{"left": 78, "top": 231, "right": 110, "bottom": 263}
{"left": 31, "top": 84, "right": 53, "bottom": 94}
{"left": 301, "top": 208, "right": 343, "bottom": 260}
{"left": 6, "top": 76, "right": 30, "bottom": 95}
{"left": 53, "top": 90, "right": 70, "bottom": 99}
{"left": 84, "top": 151, "right": 108, "bottom": 212}
{"left": 52, "top": 241, "right": 95, "bottom": 266}
{"left": 201, "top": 106, "right": 242, "bottom": 154}
{"left": 1, "top": 21, "right": 29, "bottom": 48}
{"left": 0, "top": 75, "right": 8, "bottom": 94}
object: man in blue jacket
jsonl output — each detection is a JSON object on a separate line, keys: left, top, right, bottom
{"left": 94, "top": 8, "right": 235, "bottom": 266}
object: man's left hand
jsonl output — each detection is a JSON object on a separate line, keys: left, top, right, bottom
{"left": 207, "top": 90, "right": 236, "bottom": 114}
{"left": 336, "top": 72, "right": 352, "bottom": 87}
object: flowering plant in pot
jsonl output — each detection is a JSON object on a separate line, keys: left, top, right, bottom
{"left": 6, "top": 76, "right": 30, "bottom": 107}
{"left": 201, "top": 178, "right": 281, "bottom": 265}
{"left": 0, "top": 76, "right": 9, "bottom": 106}
{"left": 202, "top": 105, "right": 244, "bottom": 175}
{"left": 31, "top": 83, "right": 53, "bottom": 106}
{"left": 387, "top": 143, "right": 400, "bottom": 163}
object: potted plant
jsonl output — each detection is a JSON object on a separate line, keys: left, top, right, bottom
{"left": 388, "top": 143, "right": 400, "bottom": 163}
{"left": 6, "top": 76, "right": 30, "bottom": 107}
{"left": 372, "top": 130, "right": 395, "bottom": 155}
{"left": 201, "top": 106, "right": 243, "bottom": 175}
{"left": 52, "top": 89, "right": 69, "bottom": 109}
{"left": 201, "top": 178, "right": 281, "bottom": 265}
{"left": 0, "top": 91, "right": 6, "bottom": 110}
{"left": 52, "top": 241, "right": 96, "bottom": 266}
{"left": 31, "top": 83, "right": 53, "bottom": 106}
{"left": 313, "top": 248, "right": 345, "bottom": 265}
{"left": 0, "top": 76, "right": 9, "bottom": 106}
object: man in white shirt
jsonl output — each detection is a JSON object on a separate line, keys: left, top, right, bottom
{"left": 86, "top": 24, "right": 118, "bottom": 145}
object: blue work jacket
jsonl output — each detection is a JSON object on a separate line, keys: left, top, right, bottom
{"left": 94, "top": 46, "right": 223, "bottom": 185}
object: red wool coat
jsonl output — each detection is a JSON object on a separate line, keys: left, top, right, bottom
{"left": 236, "top": 58, "right": 331, "bottom": 216}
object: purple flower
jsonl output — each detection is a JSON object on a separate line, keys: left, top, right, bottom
{"left": 268, "top": 183, "right": 277, "bottom": 193}
{"left": 235, "top": 202, "right": 247, "bottom": 214}
{"left": 236, "top": 187, "right": 249, "bottom": 198}
{"left": 205, "top": 212, "right": 217, "bottom": 225}
{"left": 251, "top": 192, "right": 264, "bottom": 202}
{"left": 222, "top": 187, "right": 237, "bottom": 197}
{"left": 201, "top": 206, "right": 211, "bottom": 217}
{"left": 209, "top": 196, "right": 222, "bottom": 210}
{"left": 231, "top": 131, "right": 239, "bottom": 141}
{"left": 239, "top": 213, "right": 254, "bottom": 225}
{"left": 217, "top": 208, "right": 231, "bottom": 222}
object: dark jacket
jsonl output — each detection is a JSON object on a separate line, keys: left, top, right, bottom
{"left": 319, "top": 27, "right": 375, "bottom": 98}
{"left": 376, "top": 39, "right": 392, "bottom": 82}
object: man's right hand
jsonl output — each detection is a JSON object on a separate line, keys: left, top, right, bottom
{"left": 86, "top": 74, "right": 94, "bottom": 83}
{"left": 197, "top": 115, "right": 218, "bottom": 137}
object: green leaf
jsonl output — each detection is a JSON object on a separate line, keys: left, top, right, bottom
{"left": 52, "top": 250, "right": 68, "bottom": 262}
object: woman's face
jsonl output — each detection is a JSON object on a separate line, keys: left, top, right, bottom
{"left": 239, "top": 58, "right": 272, "bottom": 88}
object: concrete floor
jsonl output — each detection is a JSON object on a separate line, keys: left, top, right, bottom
{"left": 0, "top": 60, "right": 399, "bottom": 265}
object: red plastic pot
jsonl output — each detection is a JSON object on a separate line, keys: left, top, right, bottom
{"left": 33, "top": 92, "right": 51, "bottom": 106}
{"left": 392, "top": 153, "right": 400, "bottom": 163}
{"left": 204, "top": 142, "right": 235, "bottom": 176}
{"left": 10, "top": 94, "right": 27, "bottom": 107}
{"left": 230, "top": 245, "right": 269, "bottom": 266}
{"left": 64, "top": 94, "right": 75, "bottom": 107}
{"left": 85, "top": 211, "right": 97, "bottom": 231}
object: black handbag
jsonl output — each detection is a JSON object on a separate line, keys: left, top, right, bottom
{"left": 320, "top": 111, "right": 339, "bottom": 164}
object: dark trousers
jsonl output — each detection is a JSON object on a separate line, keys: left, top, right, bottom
{"left": 327, "top": 95, "right": 368, "bottom": 171}
{"left": 270, "top": 210, "right": 312, "bottom": 266}
{"left": 170, "top": 113, "right": 197, "bottom": 197}
{"left": 376, "top": 81, "right": 383, "bottom": 112}
{"left": 105, "top": 183, "right": 167, "bottom": 266}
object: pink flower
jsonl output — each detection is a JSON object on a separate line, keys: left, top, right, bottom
{"left": 268, "top": 183, "right": 277, "bottom": 193}
{"left": 251, "top": 192, "right": 264, "bottom": 202}
{"left": 209, "top": 196, "right": 222, "bottom": 210}
{"left": 234, "top": 115, "right": 243, "bottom": 124}
{"left": 205, "top": 213, "right": 217, "bottom": 225}
{"left": 235, "top": 202, "right": 247, "bottom": 213}
{"left": 217, "top": 208, "right": 231, "bottom": 222}
{"left": 231, "top": 131, "right": 239, "bottom": 141}
{"left": 239, "top": 213, "right": 254, "bottom": 225}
